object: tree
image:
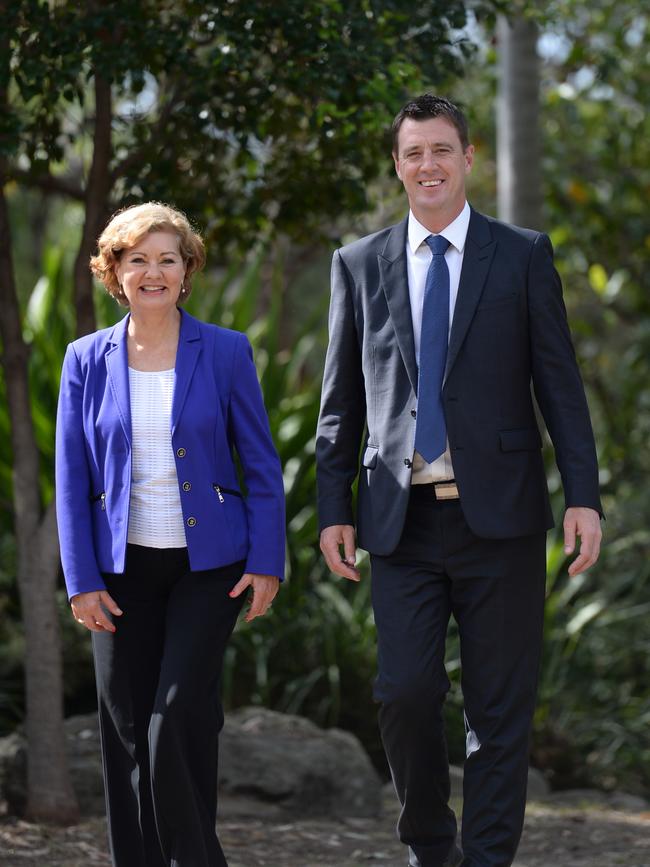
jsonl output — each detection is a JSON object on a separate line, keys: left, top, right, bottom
{"left": 1, "top": 0, "right": 486, "bottom": 821}
{"left": 496, "top": 10, "right": 542, "bottom": 228}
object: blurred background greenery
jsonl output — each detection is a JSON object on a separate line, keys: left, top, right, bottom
{"left": 0, "top": 0, "right": 648, "bottom": 821}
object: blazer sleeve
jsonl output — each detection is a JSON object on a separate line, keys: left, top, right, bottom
{"left": 55, "top": 344, "right": 107, "bottom": 598}
{"left": 315, "top": 249, "right": 367, "bottom": 531}
{"left": 228, "top": 333, "right": 286, "bottom": 580}
{"left": 527, "top": 233, "right": 602, "bottom": 514}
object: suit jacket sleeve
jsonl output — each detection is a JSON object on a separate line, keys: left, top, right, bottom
{"left": 316, "top": 249, "right": 367, "bottom": 531}
{"left": 528, "top": 233, "right": 602, "bottom": 514}
{"left": 228, "top": 333, "right": 286, "bottom": 579}
{"left": 55, "top": 344, "right": 107, "bottom": 598}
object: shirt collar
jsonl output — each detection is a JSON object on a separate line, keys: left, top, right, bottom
{"left": 407, "top": 201, "right": 471, "bottom": 255}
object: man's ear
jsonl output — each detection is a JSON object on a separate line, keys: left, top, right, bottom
{"left": 464, "top": 144, "right": 475, "bottom": 175}
{"left": 393, "top": 152, "right": 402, "bottom": 181}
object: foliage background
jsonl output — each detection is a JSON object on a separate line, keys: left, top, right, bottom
{"left": 0, "top": 0, "right": 648, "bottom": 798}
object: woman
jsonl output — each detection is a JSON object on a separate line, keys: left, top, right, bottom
{"left": 56, "top": 202, "right": 285, "bottom": 867}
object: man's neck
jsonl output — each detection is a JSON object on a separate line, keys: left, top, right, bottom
{"left": 411, "top": 202, "right": 466, "bottom": 235}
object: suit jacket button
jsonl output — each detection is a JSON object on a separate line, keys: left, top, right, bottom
{"left": 182, "top": 481, "right": 191, "bottom": 492}
{"left": 410, "top": 409, "right": 417, "bottom": 418}
{"left": 176, "top": 447, "right": 186, "bottom": 457}
{"left": 404, "top": 458, "right": 412, "bottom": 468}
{"left": 187, "top": 516, "right": 197, "bottom": 527}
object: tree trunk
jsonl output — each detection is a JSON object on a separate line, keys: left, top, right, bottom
{"left": 72, "top": 73, "right": 113, "bottom": 337}
{"left": 0, "top": 180, "right": 79, "bottom": 823}
{"left": 496, "top": 15, "right": 542, "bottom": 230}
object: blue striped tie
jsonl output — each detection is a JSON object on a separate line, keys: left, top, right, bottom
{"left": 414, "top": 234, "right": 450, "bottom": 463}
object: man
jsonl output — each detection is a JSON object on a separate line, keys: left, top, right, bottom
{"left": 316, "top": 95, "right": 602, "bottom": 867}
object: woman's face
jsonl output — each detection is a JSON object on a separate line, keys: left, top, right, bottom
{"left": 115, "top": 231, "right": 186, "bottom": 314}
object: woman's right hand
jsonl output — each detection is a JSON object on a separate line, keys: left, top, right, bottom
{"left": 71, "top": 591, "right": 123, "bottom": 632}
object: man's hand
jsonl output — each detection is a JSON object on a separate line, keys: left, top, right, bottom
{"left": 71, "top": 590, "right": 123, "bottom": 632}
{"left": 563, "top": 507, "right": 602, "bottom": 577}
{"left": 229, "top": 573, "right": 280, "bottom": 622}
{"left": 320, "top": 524, "right": 361, "bottom": 582}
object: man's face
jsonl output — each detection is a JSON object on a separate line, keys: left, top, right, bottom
{"left": 393, "top": 116, "right": 474, "bottom": 230}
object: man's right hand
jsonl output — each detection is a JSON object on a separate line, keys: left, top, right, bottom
{"left": 320, "top": 524, "right": 361, "bottom": 582}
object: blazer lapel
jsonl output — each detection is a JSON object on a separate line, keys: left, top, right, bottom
{"left": 171, "top": 309, "right": 202, "bottom": 435}
{"left": 445, "top": 209, "right": 497, "bottom": 383}
{"left": 379, "top": 217, "right": 418, "bottom": 393}
{"left": 105, "top": 314, "right": 132, "bottom": 446}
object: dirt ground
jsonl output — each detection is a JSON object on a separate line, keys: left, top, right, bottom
{"left": 1, "top": 796, "right": 649, "bottom": 866}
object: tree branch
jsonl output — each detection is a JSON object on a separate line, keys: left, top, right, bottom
{"left": 10, "top": 167, "right": 85, "bottom": 201}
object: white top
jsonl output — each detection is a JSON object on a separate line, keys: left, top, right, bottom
{"left": 406, "top": 201, "right": 471, "bottom": 484}
{"left": 127, "top": 367, "right": 187, "bottom": 548}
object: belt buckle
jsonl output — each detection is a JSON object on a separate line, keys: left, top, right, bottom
{"left": 434, "top": 481, "right": 459, "bottom": 500}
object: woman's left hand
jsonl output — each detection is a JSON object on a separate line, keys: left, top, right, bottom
{"left": 229, "top": 573, "right": 280, "bottom": 622}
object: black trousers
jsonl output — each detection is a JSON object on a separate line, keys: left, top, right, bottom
{"left": 92, "top": 545, "right": 246, "bottom": 867}
{"left": 370, "top": 488, "right": 546, "bottom": 867}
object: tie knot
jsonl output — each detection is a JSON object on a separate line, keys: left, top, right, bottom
{"left": 425, "top": 234, "right": 450, "bottom": 256}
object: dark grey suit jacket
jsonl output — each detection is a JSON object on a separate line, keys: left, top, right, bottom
{"left": 316, "top": 208, "right": 601, "bottom": 555}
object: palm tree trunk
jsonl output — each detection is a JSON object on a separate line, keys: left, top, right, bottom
{"left": 497, "top": 14, "right": 542, "bottom": 230}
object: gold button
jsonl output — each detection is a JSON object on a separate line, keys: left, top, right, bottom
{"left": 176, "top": 447, "right": 186, "bottom": 457}
{"left": 182, "top": 482, "right": 191, "bottom": 492}
{"left": 187, "top": 516, "right": 197, "bottom": 527}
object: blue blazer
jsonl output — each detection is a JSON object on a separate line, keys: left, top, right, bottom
{"left": 56, "top": 309, "right": 285, "bottom": 599}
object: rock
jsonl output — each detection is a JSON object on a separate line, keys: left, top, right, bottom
{"left": 607, "top": 791, "right": 649, "bottom": 813}
{"left": 64, "top": 713, "right": 106, "bottom": 816}
{"left": 0, "top": 714, "right": 105, "bottom": 817}
{"left": 0, "top": 708, "right": 382, "bottom": 820}
{"left": 0, "top": 732, "right": 27, "bottom": 815}
{"left": 547, "top": 788, "right": 611, "bottom": 808}
{"left": 527, "top": 766, "right": 551, "bottom": 800}
{"left": 218, "top": 707, "right": 382, "bottom": 818}
{"left": 381, "top": 764, "right": 550, "bottom": 812}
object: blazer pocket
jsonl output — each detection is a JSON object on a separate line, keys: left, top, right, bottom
{"left": 499, "top": 428, "right": 542, "bottom": 452}
{"left": 213, "top": 483, "right": 243, "bottom": 503}
{"left": 361, "top": 445, "right": 378, "bottom": 469}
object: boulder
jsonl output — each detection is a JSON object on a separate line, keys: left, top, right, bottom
{"left": 219, "top": 707, "right": 382, "bottom": 817}
{"left": 0, "top": 713, "right": 105, "bottom": 817}
{"left": 0, "top": 708, "right": 382, "bottom": 819}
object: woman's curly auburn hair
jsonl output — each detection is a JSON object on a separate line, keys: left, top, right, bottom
{"left": 90, "top": 202, "right": 206, "bottom": 306}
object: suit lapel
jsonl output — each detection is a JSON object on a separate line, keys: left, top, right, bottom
{"left": 444, "top": 209, "right": 496, "bottom": 383}
{"left": 105, "top": 314, "right": 132, "bottom": 446}
{"left": 171, "top": 309, "right": 202, "bottom": 435}
{"left": 379, "top": 217, "right": 418, "bottom": 393}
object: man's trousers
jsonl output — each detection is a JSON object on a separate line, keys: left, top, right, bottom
{"left": 371, "top": 487, "right": 547, "bottom": 867}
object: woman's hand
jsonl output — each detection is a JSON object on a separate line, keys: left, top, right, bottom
{"left": 71, "top": 590, "right": 123, "bottom": 632}
{"left": 229, "top": 573, "right": 279, "bottom": 622}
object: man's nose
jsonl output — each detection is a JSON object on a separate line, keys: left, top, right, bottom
{"left": 420, "top": 149, "right": 438, "bottom": 171}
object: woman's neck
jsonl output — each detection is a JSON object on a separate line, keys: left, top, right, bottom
{"left": 127, "top": 306, "right": 181, "bottom": 347}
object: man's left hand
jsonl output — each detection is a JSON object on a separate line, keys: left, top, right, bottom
{"left": 229, "top": 573, "right": 280, "bottom": 621}
{"left": 563, "top": 507, "right": 602, "bottom": 576}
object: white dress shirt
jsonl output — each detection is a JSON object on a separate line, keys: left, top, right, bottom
{"left": 127, "top": 367, "right": 187, "bottom": 548}
{"left": 406, "top": 201, "right": 471, "bottom": 484}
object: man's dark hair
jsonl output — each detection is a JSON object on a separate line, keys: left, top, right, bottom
{"left": 391, "top": 94, "right": 470, "bottom": 154}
